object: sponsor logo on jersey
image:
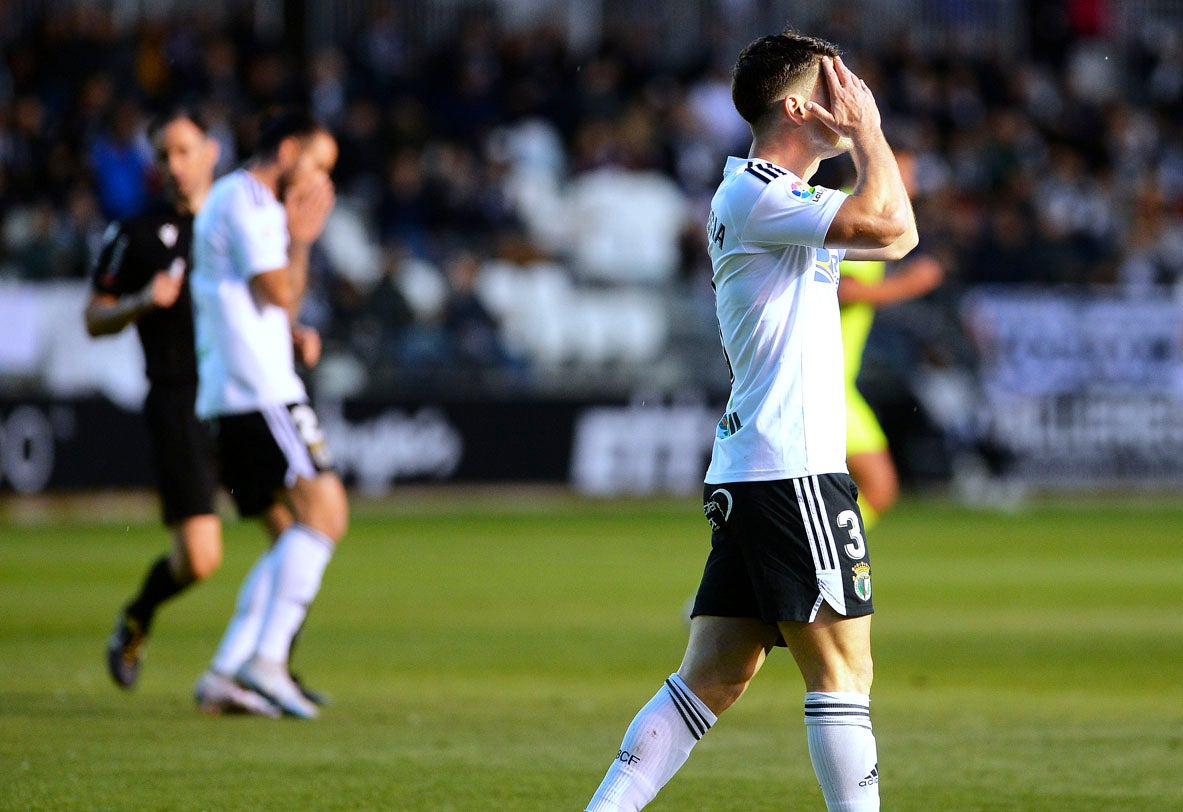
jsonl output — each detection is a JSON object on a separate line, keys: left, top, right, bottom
{"left": 707, "top": 209, "right": 725, "bottom": 249}
{"left": 790, "top": 181, "right": 815, "bottom": 199}
{"left": 851, "top": 561, "right": 872, "bottom": 601}
{"left": 813, "top": 249, "right": 839, "bottom": 284}
{"left": 715, "top": 409, "right": 742, "bottom": 439}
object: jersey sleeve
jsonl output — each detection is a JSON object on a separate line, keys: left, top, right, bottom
{"left": 90, "top": 221, "right": 133, "bottom": 295}
{"left": 742, "top": 181, "right": 847, "bottom": 250}
{"left": 227, "top": 187, "right": 289, "bottom": 277}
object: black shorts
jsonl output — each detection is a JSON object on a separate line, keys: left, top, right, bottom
{"left": 691, "top": 473, "right": 874, "bottom": 634}
{"left": 206, "top": 402, "right": 334, "bottom": 518}
{"left": 143, "top": 383, "right": 218, "bottom": 525}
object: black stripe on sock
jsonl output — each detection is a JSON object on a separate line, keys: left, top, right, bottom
{"left": 666, "top": 678, "right": 710, "bottom": 733}
{"left": 664, "top": 679, "right": 709, "bottom": 740}
{"left": 804, "top": 709, "right": 871, "bottom": 718}
{"left": 804, "top": 701, "right": 869, "bottom": 710}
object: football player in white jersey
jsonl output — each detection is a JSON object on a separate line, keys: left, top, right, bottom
{"left": 189, "top": 109, "right": 344, "bottom": 719}
{"left": 587, "top": 30, "right": 916, "bottom": 811}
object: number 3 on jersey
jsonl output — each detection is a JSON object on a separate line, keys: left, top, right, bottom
{"left": 836, "top": 509, "right": 866, "bottom": 559}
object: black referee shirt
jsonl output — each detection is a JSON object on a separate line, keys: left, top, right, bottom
{"left": 91, "top": 199, "right": 198, "bottom": 385}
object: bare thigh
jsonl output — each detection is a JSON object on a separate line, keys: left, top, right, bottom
{"left": 677, "top": 615, "right": 781, "bottom": 715}
{"left": 282, "top": 471, "right": 349, "bottom": 542}
{"left": 778, "top": 604, "right": 873, "bottom": 694}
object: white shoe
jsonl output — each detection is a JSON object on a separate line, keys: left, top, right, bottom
{"left": 235, "top": 656, "right": 319, "bottom": 719}
{"left": 194, "top": 670, "right": 281, "bottom": 718}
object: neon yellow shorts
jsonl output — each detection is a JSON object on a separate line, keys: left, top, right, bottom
{"left": 846, "top": 386, "right": 888, "bottom": 456}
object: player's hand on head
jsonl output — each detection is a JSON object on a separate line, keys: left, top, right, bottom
{"left": 291, "top": 324, "right": 322, "bottom": 368}
{"left": 144, "top": 270, "right": 185, "bottom": 310}
{"left": 807, "top": 56, "right": 882, "bottom": 140}
{"left": 285, "top": 174, "right": 336, "bottom": 246}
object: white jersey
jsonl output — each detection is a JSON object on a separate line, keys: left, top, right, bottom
{"left": 704, "top": 156, "right": 849, "bottom": 483}
{"left": 191, "top": 169, "right": 306, "bottom": 418}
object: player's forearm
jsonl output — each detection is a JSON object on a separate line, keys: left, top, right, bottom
{"left": 84, "top": 290, "right": 154, "bottom": 337}
{"left": 284, "top": 240, "right": 311, "bottom": 321}
{"left": 847, "top": 131, "right": 910, "bottom": 245}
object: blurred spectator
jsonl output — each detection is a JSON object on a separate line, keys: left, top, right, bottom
{"left": 2, "top": 2, "right": 1183, "bottom": 398}
{"left": 376, "top": 149, "right": 430, "bottom": 256}
{"left": 355, "top": 249, "right": 417, "bottom": 370}
{"left": 440, "top": 250, "right": 513, "bottom": 369}
{"left": 87, "top": 100, "right": 150, "bottom": 220}
{"left": 565, "top": 165, "right": 688, "bottom": 284}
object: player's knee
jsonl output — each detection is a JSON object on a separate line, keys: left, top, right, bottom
{"left": 710, "top": 676, "right": 752, "bottom": 714}
{"left": 307, "top": 488, "right": 349, "bottom": 542}
{"left": 692, "top": 679, "right": 747, "bottom": 716}
{"left": 290, "top": 476, "right": 349, "bottom": 542}
{"left": 187, "top": 544, "right": 223, "bottom": 581}
{"left": 316, "top": 510, "right": 347, "bottom": 543}
{"left": 173, "top": 516, "right": 223, "bottom": 581}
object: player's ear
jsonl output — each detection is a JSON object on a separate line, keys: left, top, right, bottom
{"left": 783, "top": 94, "right": 810, "bottom": 124}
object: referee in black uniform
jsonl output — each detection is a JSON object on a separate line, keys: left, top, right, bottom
{"left": 86, "top": 107, "right": 222, "bottom": 689}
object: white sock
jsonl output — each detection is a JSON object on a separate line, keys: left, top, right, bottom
{"left": 253, "top": 524, "right": 334, "bottom": 663}
{"left": 804, "top": 692, "right": 880, "bottom": 812}
{"left": 209, "top": 550, "right": 275, "bottom": 676}
{"left": 586, "top": 674, "right": 717, "bottom": 812}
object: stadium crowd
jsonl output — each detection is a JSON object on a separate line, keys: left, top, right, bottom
{"left": 2, "top": 3, "right": 1183, "bottom": 395}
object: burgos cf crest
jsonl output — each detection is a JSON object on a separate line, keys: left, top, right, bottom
{"left": 851, "top": 562, "right": 872, "bottom": 601}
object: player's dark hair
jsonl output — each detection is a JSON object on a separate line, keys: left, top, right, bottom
{"left": 146, "top": 105, "right": 208, "bottom": 143}
{"left": 731, "top": 28, "right": 840, "bottom": 129}
{"left": 252, "top": 108, "right": 326, "bottom": 161}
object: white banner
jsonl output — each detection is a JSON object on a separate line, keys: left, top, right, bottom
{"left": 963, "top": 289, "right": 1183, "bottom": 485}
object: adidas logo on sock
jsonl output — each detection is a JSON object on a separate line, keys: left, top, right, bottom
{"left": 859, "top": 764, "right": 879, "bottom": 787}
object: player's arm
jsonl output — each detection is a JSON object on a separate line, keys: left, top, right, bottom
{"left": 811, "top": 56, "right": 917, "bottom": 259}
{"left": 839, "top": 192, "right": 917, "bottom": 262}
{"left": 291, "top": 324, "right": 321, "bottom": 367}
{"left": 85, "top": 225, "right": 184, "bottom": 337}
{"left": 249, "top": 175, "right": 334, "bottom": 321}
{"left": 838, "top": 254, "right": 943, "bottom": 307}
{"left": 85, "top": 276, "right": 183, "bottom": 336}
{"left": 249, "top": 243, "right": 311, "bottom": 322}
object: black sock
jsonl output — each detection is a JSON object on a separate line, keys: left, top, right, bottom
{"left": 125, "top": 555, "right": 189, "bottom": 632}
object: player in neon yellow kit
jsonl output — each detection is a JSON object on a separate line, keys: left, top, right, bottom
{"left": 838, "top": 151, "right": 943, "bottom": 528}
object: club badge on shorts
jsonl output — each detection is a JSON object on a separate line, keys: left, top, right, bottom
{"left": 851, "top": 562, "right": 872, "bottom": 601}
{"left": 704, "top": 488, "right": 733, "bottom": 531}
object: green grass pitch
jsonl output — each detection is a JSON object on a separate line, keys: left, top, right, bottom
{"left": 2, "top": 490, "right": 1182, "bottom": 810}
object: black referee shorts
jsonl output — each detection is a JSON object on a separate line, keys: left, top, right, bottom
{"left": 691, "top": 473, "right": 874, "bottom": 636}
{"left": 206, "top": 402, "right": 334, "bottom": 518}
{"left": 143, "top": 383, "right": 218, "bottom": 525}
